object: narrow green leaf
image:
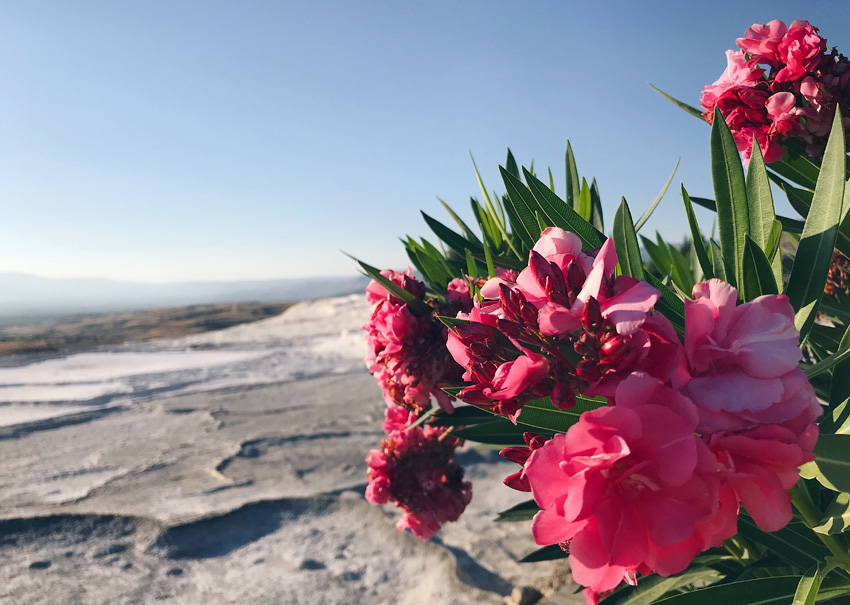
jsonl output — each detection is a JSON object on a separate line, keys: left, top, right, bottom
{"left": 786, "top": 109, "right": 846, "bottom": 340}
{"left": 654, "top": 577, "right": 800, "bottom": 604}
{"left": 453, "top": 423, "right": 527, "bottom": 446}
{"left": 649, "top": 83, "right": 705, "bottom": 119}
{"left": 813, "top": 492, "right": 850, "bottom": 535}
{"left": 514, "top": 396, "right": 604, "bottom": 434}
{"left": 438, "top": 198, "right": 483, "bottom": 247}
{"left": 501, "top": 193, "right": 536, "bottom": 251}
{"left": 421, "top": 212, "right": 484, "bottom": 257}
{"left": 590, "top": 178, "right": 604, "bottom": 232}
{"left": 519, "top": 544, "right": 568, "bottom": 563}
{"left": 613, "top": 197, "right": 645, "bottom": 280}
{"left": 523, "top": 169, "right": 607, "bottom": 250}
{"left": 746, "top": 138, "right": 783, "bottom": 284}
{"left": 470, "top": 152, "right": 509, "bottom": 241}
{"left": 505, "top": 148, "right": 520, "bottom": 179}
{"left": 710, "top": 239, "right": 728, "bottom": 283}
{"left": 770, "top": 153, "right": 821, "bottom": 191}
{"left": 578, "top": 178, "right": 592, "bottom": 221}
{"left": 775, "top": 176, "right": 815, "bottom": 218}
{"left": 548, "top": 167, "right": 555, "bottom": 193}
{"left": 829, "top": 323, "right": 850, "bottom": 407}
{"left": 482, "top": 236, "right": 496, "bottom": 278}
{"left": 429, "top": 406, "right": 501, "bottom": 427}
{"left": 805, "top": 346, "right": 850, "bottom": 380}
{"left": 436, "top": 315, "right": 469, "bottom": 330}
{"left": 738, "top": 514, "right": 831, "bottom": 569}
{"left": 414, "top": 247, "right": 452, "bottom": 290}
{"left": 599, "top": 567, "right": 722, "bottom": 605}
{"left": 792, "top": 565, "right": 823, "bottom": 605}
{"left": 566, "top": 141, "right": 580, "bottom": 210}
{"left": 711, "top": 104, "right": 750, "bottom": 288}
{"left": 495, "top": 499, "right": 540, "bottom": 523}
{"left": 681, "top": 185, "right": 714, "bottom": 280}
{"left": 799, "top": 433, "right": 850, "bottom": 492}
{"left": 668, "top": 244, "right": 695, "bottom": 295}
{"left": 635, "top": 157, "right": 680, "bottom": 232}
{"left": 641, "top": 235, "right": 671, "bottom": 274}
{"left": 349, "top": 257, "right": 433, "bottom": 316}
{"left": 690, "top": 196, "right": 717, "bottom": 212}
{"left": 465, "top": 249, "right": 479, "bottom": 281}
{"left": 645, "top": 272, "right": 686, "bottom": 333}
{"left": 500, "top": 166, "right": 544, "bottom": 248}
{"left": 742, "top": 235, "right": 779, "bottom": 301}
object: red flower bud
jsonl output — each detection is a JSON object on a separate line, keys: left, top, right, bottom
{"left": 582, "top": 297, "right": 603, "bottom": 332}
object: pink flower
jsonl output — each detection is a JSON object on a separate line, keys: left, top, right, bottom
{"left": 710, "top": 421, "right": 817, "bottom": 532}
{"left": 445, "top": 278, "right": 473, "bottom": 312}
{"left": 682, "top": 279, "right": 820, "bottom": 434}
{"left": 766, "top": 91, "right": 801, "bottom": 136}
{"left": 736, "top": 20, "right": 788, "bottom": 66}
{"left": 775, "top": 20, "right": 827, "bottom": 83}
{"left": 700, "top": 50, "right": 765, "bottom": 113}
{"left": 526, "top": 382, "right": 734, "bottom": 597}
{"left": 365, "top": 424, "right": 472, "bottom": 540}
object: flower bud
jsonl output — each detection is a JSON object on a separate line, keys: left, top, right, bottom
{"left": 551, "top": 382, "right": 576, "bottom": 409}
{"left": 565, "top": 261, "right": 586, "bottom": 293}
{"left": 582, "top": 297, "right": 603, "bottom": 332}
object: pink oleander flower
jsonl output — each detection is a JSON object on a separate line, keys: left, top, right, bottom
{"left": 682, "top": 279, "right": 821, "bottom": 434}
{"left": 363, "top": 269, "right": 465, "bottom": 416}
{"left": 710, "top": 420, "right": 817, "bottom": 532}
{"left": 526, "top": 374, "right": 736, "bottom": 599}
{"left": 737, "top": 20, "right": 788, "bottom": 66}
{"left": 446, "top": 277, "right": 473, "bottom": 313}
{"left": 775, "top": 20, "right": 827, "bottom": 83}
{"left": 365, "top": 424, "right": 471, "bottom": 540}
{"left": 499, "top": 432, "right": 551, "bottom": 492}
{"left": 699, "top": 50, "right": 765, "bottom": 113}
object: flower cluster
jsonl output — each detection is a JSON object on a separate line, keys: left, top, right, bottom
{"left": 457, "top": 229, "right": 820, "bottom": 603}
{"left": 363, "top": 270, "right": 469, "bottom": 417}
{"left": 700, "top": 19, "right": 850, "bottom": 163}
{"left": 365, "top": 416, "right": 472, "bottom": 540}
{"left": 363, "top": 271, "right": 473, "bottom": 538}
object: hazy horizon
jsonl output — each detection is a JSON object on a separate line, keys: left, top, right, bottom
{"left": 5, "top": 2, "right": 849, "bottom": 282}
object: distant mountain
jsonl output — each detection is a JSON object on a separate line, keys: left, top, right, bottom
{"left": 0, "top": 272, "right": 370, "bottom": 326}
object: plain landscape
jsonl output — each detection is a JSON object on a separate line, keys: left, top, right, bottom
{"left": 0, "top": 293, "right": 582, "bottom": 604}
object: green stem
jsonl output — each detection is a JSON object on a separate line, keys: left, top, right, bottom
{"left": 791, "top": 483, "right": 850, "bottom": 574}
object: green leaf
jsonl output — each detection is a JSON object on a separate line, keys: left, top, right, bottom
{"left": 649, "top": 83, "right": 705, "bottom": 119}
{"left": 793, "top": 565, "right": 823, "bottom": 605}
{"left": 453, "top": 423, "right": 528, "bottom": 446}
{"left": 668, "top": 244, "right": 695, "bottom": 295}
{"left": 805, "top": 346, "right": 850, "bottom": 380}
{"left": 429, "top": 406, "right": 501, "bottom": 427}
{"left": 645, "top": 272, "right": 686, "bottom": 334}
{"left": 465, "top": 249, "right": 479, "bottom": 280}
{"left": 829, "top": 323, "right": 850, "bottom": 407}
{"left": 348, "top": 256, "right": 432, "bottom": 316}
{"left": 519, "top": 544, "right": 567, "bottom": 563}
{"left": 654, "top": 577, "right": 819, "bottom": 605}
{"left": 500, "top": 166, "right": 544, "bottom": 248}
{"left": 438, "top": 198, "right": 483, "bottom": 248}
{"left": 578, "top": 178, "right": 592, "bottom": 221}
{"left": 435, "top": 315, "right": 469, "bottom": 330}
{"left": 813, "top": 492, "right": 850, "bottom": 535}
{"left": 566, "top": 141, "right": 581, "bottom": 210}
{"left": 514, "top": 396, "right": 605, "bottom": 434}
{"left": 495, "top": 499, "right": 540, "bottom": 523}
{"left": 711, "top": 104, "right": 750, "bottom": 289}
{"left": 501, "top": 193, "right": 536, "bottom": 251}
{"left": 770, "top": 153, "right": 821, "bottom": 192}
{"left": 613, "top": 197, "right": 645, "bottom": 280}
{"left": 681, "top": 185, "right": 714, "bottom": 280}
{"left": 523, "top": 169, "right": 607, "bottom": 250}
{"left": 800, "top": 433, "right": 850, "bottom": 492}
{"left": 786, "top": 110, "right": 846, "bottom": 341}
{"left": 421, "top": 212, "right": 484, "bottom": 257}
{"left": 635, "top": 157, "right": 680, "bottom": 232}
{"left": 742, "top": 235, "right": 779, "bottom": 301}
{"left": 819, "top": 397, "right": 850, "bottom": 437}
{"left": 746, "top": 138, "right": 783, "bottom": 284}
{"left": 505, "top": 148, "right": 520, "bottom": 179}
{"left": 590, "top": 178, "right": 604, "bottom": 232}
{"left": 737, "top": 515, "right": 830, "bottom": 569}
{"left": 641, "top": 235, "right": 671, "bottom": 274}
{"left": 710, "top": 239, "right": 728, "bottom": 283}
{"left": 482, "top": 236, "right": 496, "bottom": 278}
{"left": 599, "top": 567, "right": 722, "bottom": 605}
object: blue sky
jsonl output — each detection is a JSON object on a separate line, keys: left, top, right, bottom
{"left": 3, "top": 1, "right": 849, "bottom": 282}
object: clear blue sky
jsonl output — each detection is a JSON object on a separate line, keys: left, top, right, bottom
{"left": 3, "top": 1, "right": 848, "bottom": 282}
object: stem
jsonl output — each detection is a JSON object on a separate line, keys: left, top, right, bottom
{"left": 791, "top": 483, "right": 850, "bottom": 574}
